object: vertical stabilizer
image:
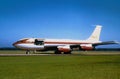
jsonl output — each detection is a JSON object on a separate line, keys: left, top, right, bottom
{"left": 87, "top": 25, "right": 102, "bottom": 42}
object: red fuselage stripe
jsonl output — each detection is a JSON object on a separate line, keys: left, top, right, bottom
{"left": 44, "top": 42, "right": 90, "bottom": 44}
{"left": 14, "top": 41, "right": 91, "bottom": 45}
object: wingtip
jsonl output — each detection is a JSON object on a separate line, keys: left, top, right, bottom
{"left": 114, "top": 41, "right": 120, "bottom": 44}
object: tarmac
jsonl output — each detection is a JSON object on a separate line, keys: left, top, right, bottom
{"left": 0, "top": 54, "right": 52, "bottom": 56}
{"left": 0, "top": 52, "right": 120, "bottom": 56}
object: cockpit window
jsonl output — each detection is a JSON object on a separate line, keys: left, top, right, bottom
{"left": 34, "top": 39, "right": 44, "bottom": 45}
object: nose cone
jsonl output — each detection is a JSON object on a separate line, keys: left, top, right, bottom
{"left": 12, "top": 41, "right": 24, "bottom": 49}
{"left": 13, "top": 42, "right": 19, "bottom": 47}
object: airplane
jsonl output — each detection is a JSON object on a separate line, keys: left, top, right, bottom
{"left": 13, "top": 25, "right": 119, "bottom": 54}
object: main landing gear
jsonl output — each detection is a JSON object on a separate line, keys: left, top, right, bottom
{"left": 54, "top": 50, "right": 71, "bottom": 54}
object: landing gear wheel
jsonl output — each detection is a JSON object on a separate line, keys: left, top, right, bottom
{"left": 55, "top": 50, "right": 61, "bottom": 54}
{"left": 26, "top": 50, "right": 30, "bottom": 54}
{"left": 64, "top": 52, "right": 71, "bottom": 54}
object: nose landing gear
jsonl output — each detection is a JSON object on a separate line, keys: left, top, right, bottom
{"left": 26, "top": 50, "right": 30, "bottom": 54}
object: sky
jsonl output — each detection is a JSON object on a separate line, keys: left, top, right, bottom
{"left": 0, "top": 0, "right": 120, "bottom": 48}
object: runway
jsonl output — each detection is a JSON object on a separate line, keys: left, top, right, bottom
{"left": 0, "top": 54, "right": 53, "bottom": 56}
{"left": 0, "top": 51, "right": 120, "bottom": 56}
{"left": 0, "top": 50, "right": 120, "bottom": 56}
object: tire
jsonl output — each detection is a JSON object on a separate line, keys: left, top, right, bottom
{"left": 64, "top": 52, "right": 71, "bottom": 54}
{"left": 26, "top": 51, "right": 30, "bottom": 54}
{"left": 55, "top": 50, "right": 61, "bottom": 54}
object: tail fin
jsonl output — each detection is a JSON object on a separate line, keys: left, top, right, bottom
{"left": 87, "top": 25, "right": 102, "bottom": 42}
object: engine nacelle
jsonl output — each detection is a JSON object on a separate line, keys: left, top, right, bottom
{"left": 57, "top": 45, "right": 71, "bottom": 52}
{"left": 80, "top": 44, "right": 94, "bottom": 50}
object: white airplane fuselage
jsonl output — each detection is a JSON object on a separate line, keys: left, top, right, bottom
{"left": 13, "top": 25, "right": 118, "bottom": 54}
{"left": 13, "top": 38, "right": 99, "bottom": 50}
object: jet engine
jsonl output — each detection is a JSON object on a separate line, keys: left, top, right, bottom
{"left": 57, "top": 45, "right": 71, "bottom": 53}
{"left": 80, "top": 44, "right": 94, "bottom": 50}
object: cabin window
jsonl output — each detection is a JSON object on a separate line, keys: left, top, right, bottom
{"left": 34, "top": 39, "right": 44, "bottom": 45}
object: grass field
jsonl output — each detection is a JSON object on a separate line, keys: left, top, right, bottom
{"left": 0, "top": 51, "right": 120, "bottom": 79}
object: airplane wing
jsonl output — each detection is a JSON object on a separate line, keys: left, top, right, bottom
{"left": 93, "top": 41, "right": 120, "bottom": 46}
